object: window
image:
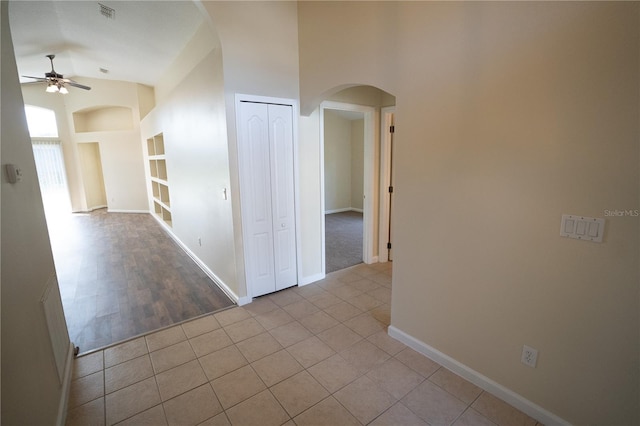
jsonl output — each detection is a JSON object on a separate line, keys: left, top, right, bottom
{"left": 24, "top": 105, "right": 59, "bottom": 138}
{"left": 25, "top": 105, "right": 70, "bottom": 214}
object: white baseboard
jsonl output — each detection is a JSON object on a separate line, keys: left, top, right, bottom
{"left": 56, "top": 342, "right": 74, "bottom": 426}
{"left": 72, "top": 205, "right": 108, "bottom": 213}
{"left": 107, "top": 209, "right": 149, "bottom": 214}
{"left": 325, "top": 208, "right": 363, "bottom": 214}
{"left": 387, "top": 326, "right": 569, "bottom": 426}
{"left": 237, "top": 296, "right": 253, "bottom": 306}
{"left": 299, "top": 273, "right": 325, "bottom": 286}
{"left": 149, "top": 214, "right": 241, "bottom": 305}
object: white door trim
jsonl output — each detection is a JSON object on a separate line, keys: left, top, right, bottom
{"left": 320, "top": 101, "right": 377, "bottom": 274}
{"left": 379, "top": 107, "right": 395, "bottom": 262}
{"left": 235, "top": 94, "right": 301, "bottom": 299}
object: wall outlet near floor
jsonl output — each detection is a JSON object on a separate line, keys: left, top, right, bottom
{"left": 521, "top": 345, "right": 538, "bottom": 368}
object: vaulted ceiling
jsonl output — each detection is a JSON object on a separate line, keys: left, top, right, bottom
{"left": 9, "top": 1, "right": 204, "bottom": 87}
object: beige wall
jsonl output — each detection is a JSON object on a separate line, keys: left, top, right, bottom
{"left": 323, "top": 111, "right": 365, "bottom": 213}
{"left": 329, "top": 86, "right": 396, "bottom": 110}
{"left": 199, "top": 1, "right": 302, "bottom": 292}
{"left": 137, "top": 84, "right": 155, "bottom": 120}
{"left": 63, "top": 77, "right": 148, "bottom": 213}
{"left": 324, "top": 110, "right": 353, "bottom": 212}
{"left": 351, "top": 119, "right": 364, "bottom": 211}
{"left": 73, "top": 106, "right": 134, "bottom": 133}
{"left": 141, "top": 23, "right": 240, "bottom": 297}
{"left": 23, "top": 78, "right": 149, "bottom": 213}
{"left": 299, "top": 2, "right": 639, "bottom": 424}
{"left": 299, "top": 109, "right": 324, "bottom": 280}
{"left": 77, "top": 142, "right": 107, "bottom": 210}
{"left": 1, "top": 2, "right": 69, "bottom": 423}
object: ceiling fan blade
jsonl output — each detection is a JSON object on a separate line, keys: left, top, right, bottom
{"left": 22, "top": 75, "right": 49, "bottom": 82}
{"left": 66, "top": 81, "right": 91, "bottom": 90}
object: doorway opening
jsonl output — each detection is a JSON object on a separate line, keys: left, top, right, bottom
{"left": 323, "top": 108, "right": 366, "bottom": 273}
{"left": 77, "top": 142, "right": 108, "bottom": 212}
{"left": 316, "top": 85, "right": 397, "bottom": 279}
{"left": 320, "top": 101, "right": 376, "bottom": 274}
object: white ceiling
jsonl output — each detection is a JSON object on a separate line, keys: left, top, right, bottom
{"left": 9, "top": 0, "right": 204, "bottom": 87}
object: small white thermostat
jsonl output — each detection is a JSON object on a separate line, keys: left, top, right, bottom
{"left": 5, "top": 164, "right": 22, "bottom": 184}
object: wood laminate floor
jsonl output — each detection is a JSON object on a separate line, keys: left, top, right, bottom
{"left": 48, "top": 209, "right": 234, "bottom": 354}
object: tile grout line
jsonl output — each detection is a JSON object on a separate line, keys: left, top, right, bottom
{"left": 102, "top": 350, "right": 107, "bottom": 425}
{"left": 71, "top": 263, "right": 519, "bottom": 426}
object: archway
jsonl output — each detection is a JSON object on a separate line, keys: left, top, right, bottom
{"left": 316, "top": 85, "right": 396, "bottom": 275}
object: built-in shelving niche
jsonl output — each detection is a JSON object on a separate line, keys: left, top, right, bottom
{"left": 146, "top": 133, "right": 171, "bottom": 227}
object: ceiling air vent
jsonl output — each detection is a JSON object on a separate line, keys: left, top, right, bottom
{"left": 99, "top": 3, "right": 115, "bottom": 19}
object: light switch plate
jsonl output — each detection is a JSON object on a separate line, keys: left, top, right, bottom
{"left": 560, "top": 214, "right": 604, "bottom": 243}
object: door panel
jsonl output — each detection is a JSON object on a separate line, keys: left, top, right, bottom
{"left": 248, "top": 116, "right": 272, "bottom": 225}
{"left": 238, "top": 102, "right": 275, "bottom": 297}
{"left": 238, "top": 101, "right": 297, "bottom": 297}
{"left": 268, "top": 104, "right": 297, "bottom": 290}
{"left": 255, "top": 232, "right": 272, "bottom": 278}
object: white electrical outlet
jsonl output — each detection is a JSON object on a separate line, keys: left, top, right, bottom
{"left": 521, "top": 345, "right": 538, "bottom": 368}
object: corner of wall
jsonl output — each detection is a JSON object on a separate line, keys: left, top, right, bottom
{"left": 388, "top": 326, "right": 570, "bottom": 426}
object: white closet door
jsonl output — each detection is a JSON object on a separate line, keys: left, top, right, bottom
{"left": 238, "top": 101, "right": 297, "bottom": 297}
{"left": 238, "top": 102, "right": 276, "bottom": 297}
{"left": 268, "top": 104, "right": 297, "bottom": 290}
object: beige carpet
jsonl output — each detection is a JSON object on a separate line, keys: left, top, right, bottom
{"left": 325, "top": 211, "right": 363, "bottom": 273}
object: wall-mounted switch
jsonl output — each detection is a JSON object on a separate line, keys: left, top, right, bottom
{"left": 222, "top": 188, "right": 228, "bottom": 200}
{"left": 560, "top": 214, "right": 604, "bottom": 243}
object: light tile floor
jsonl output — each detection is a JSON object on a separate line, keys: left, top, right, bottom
{"left": 66, "top": 262, "right": 542, "bottom": 426}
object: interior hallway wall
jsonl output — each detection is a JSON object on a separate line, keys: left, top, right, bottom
{"left": 141, "top": 25, "right": 239, "bottom": 299}
{"left": 199, "top": 1, "right": 301, "bottom": 294}
{"left": 298, "top": 2, "right": 639, "bottom": 424}
{"left": 1, "top": 2, "right": 70, "bottom": 423}
{"left": 323, "top": 112, "right": 365, "bottom": 213}
{"left": 351, "top": 118, "right": 364, "bottom": 211}
{"left": 64, "top": 77, "right": 148, "bottom": 213}
{"left": 22, "top": 78, "right": 149, "bottom": 213}
{"left": 324, "top": 110, "right": 353, "bottom": 212}
{"left": 77, "top": 142, "right": 107, "bottom": 210}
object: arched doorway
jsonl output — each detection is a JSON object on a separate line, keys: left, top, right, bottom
{"left": 317, "top": 86, "right": 396, "bottom": 275}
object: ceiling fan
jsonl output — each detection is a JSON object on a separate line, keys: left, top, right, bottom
{"left": 22, "top": 54, "right": 91, "bottom": 94}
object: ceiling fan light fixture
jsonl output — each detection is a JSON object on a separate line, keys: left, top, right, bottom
{"left": 26, "top": 54, "right": 92, "bottom": 93}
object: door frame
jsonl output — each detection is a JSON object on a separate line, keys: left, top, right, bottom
{"left": 378, "top": 106, "right": 395, "bottom": 262}
{"left": 235, "top": 94, "right": 302, "bottom": 300}
{"left": 320, "top": 101, "right": 377, "bottom": 275}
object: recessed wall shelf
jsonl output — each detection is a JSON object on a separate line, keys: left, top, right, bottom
{"left": 146, "top": 133, "right": 172, "bottom": 227}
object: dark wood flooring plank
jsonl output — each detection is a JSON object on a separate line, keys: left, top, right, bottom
{"left": 47, "top": 209, "right": 235, "bottom": 354}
